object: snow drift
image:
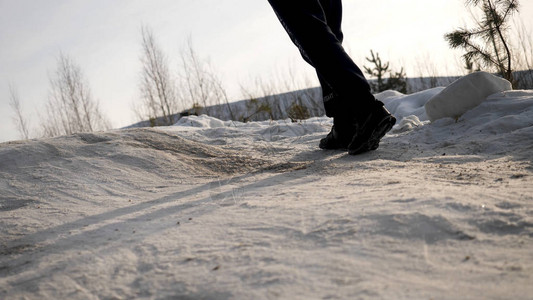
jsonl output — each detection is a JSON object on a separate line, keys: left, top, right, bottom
{"left": 424, "top": 71, "right": 513, "bottom": 122}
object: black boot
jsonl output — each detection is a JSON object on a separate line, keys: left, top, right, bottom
{"left": 347, "top": 102, "right": 396, "bottom": 155}
{"left": 319, "top": 117, "right": 358, "bottom": 150}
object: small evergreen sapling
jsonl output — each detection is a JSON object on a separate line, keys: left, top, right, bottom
{"left": 445, "top": 0, "right": 519, "bottom": 85}
{"left": 364, "top": 50, "right": 407, "bottom": 93}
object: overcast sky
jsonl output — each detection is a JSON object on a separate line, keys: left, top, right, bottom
{"left": 1, "top": 0, "right": 532, "bottom": 142}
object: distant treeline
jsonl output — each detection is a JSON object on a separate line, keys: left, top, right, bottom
{"left": 126, "top": 70, "right": 532, "bottom": 127}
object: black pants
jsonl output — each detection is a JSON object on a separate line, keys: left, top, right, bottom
{"left": 268, "top": 0, "right": 375, "bottom": 117}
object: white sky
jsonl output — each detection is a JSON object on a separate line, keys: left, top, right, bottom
{"left": 1, "top": 0, "right": 532, "bottom": 142}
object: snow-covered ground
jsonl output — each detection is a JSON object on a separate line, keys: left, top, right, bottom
{"left": 1, "top": 73, "right": 532, "bottom": 299}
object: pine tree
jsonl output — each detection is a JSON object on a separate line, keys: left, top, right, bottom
{"left": 445, "top": 0, "right": 519, "bottom": 85}
{"left": 364, "top": 50, "right": 407, "bottom": 93}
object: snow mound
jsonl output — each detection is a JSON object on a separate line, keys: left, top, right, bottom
{"left": 425, "top": 71, "right": 512, "bottom": 122}
{"left": 392, "top": 115, "right": 424, "bottom": 133}
{"left": 173, "top": 114, "right": 331, "bottom": 141}
{"left": 461, "top": 90, "right": 533, "bottom": 134}
{"left": 397, "top": 90, "right": 533, "bottom": 157}
{"left": 379, "top": 87, "right": 443, "bottom": 122}
{"left": 173, "top": 114, "right": 236, "bottom": 128}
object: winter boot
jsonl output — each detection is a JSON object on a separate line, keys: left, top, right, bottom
{"left": 347, "top": 102, "right": 396, "bottom": 155}
{"left": 319, "top": 118, "right": 358, "bottom": 150}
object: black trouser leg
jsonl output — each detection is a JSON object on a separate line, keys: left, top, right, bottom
{"left": 268, "top": 0, "right": 375, "bottom": 117}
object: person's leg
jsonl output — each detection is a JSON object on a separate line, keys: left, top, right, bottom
{"left": 317, "top": 0, "right": 344, "bottom": 117}
{"left": 268, "top": 0, "right": 395, "bottom": 153}
{"left": 268, "top": 0, "right": 375, "bottom": 116}
{"left": 319, "top": 0, "right": 343, "bottom": 43}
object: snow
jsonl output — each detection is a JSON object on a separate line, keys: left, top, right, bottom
{"left": 425, "top": 71, "right": 513, "bottom": 122}
{"left": 1, "top": 83, "right": 533, "bottom": 299}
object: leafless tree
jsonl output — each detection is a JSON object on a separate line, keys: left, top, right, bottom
{"left": 8, "top": 83, "right": 30, "bottom": 140}
{"left": 178, "top": 38, "right": 233, "bottom": 118}
{"left": 138, "top": 25, "right": 179, "bottom": 126}
{"left": 42, "top": 53, "right": 110, "bottom": 137}
{"left": 238, "top": 63, "right": 323, "bottom": 121}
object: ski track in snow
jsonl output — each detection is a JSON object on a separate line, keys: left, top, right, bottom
{"left": 1, "top": 87, "right": 533, "bottom": 299}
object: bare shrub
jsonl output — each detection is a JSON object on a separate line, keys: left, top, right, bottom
{"left": 41, "top": 53, "right": 110, "bottom": 137}
{"left": 287, "top": 102, "right": 310, "bottom": 122}
{"left": 8, "top": 83, "right": 30, "bottom": 140}
{"left": 408, "top": 53, "right": 460, "bottom": 92}
{"left": 138, "top": 26, "right": 179, "bottom": 126}
{"left": 511, "top": 19, "right": 533, "bottom": 88}
{"left": 242, "top": 98, "right": 273, "bottom": 122}
{"left": 239, "top": 63, "right": 322, "bottom": 121}
{"left": 239, "top": 75, "right": 282, "bottom": 121}
{"left": 178, "top": 38, "right": 233, "bottom": 118}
